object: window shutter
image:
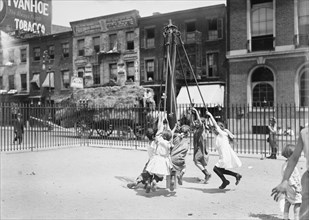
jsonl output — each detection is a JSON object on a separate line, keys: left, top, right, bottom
{"left": 218, "top": 18, "right": 223, "bottom": 39}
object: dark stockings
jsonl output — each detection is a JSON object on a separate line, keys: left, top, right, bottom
{"left": 213, "top": 166, "right": 237, "bottom": 182}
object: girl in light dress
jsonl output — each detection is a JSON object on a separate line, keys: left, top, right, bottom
{"left": 206, "top": 111, "right": 242, "bottom": 189}
{"left": 145, "top": 113, "right": 173, "bottom": 193}
{"left": 281, "top": 144, "right": 302, "bottom": 220}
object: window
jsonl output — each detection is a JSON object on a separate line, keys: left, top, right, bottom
{"left": 109, "top": 63, "right": 117, "bottom": 80}
{"left": 77, "top": 39, "right": 85, "bottom": 56}
{"left": 9, "top": 75, "right": 14, "bottom": 90}
{"left": 48, "top": 45, "right": 55, "bottom": 59}
{"left": 251, "top": 1, "right": 274, "bottom": 51}
{"left": 9, "top": 49, "right": 14, "bottom": 63}
{"left": 126, "top": 62, "right": 135, "bottom": 81}
{"left": 93, "top": 64, "right": 100, "bottom": 85}
{"left": 62, "top": 43, "right": 69, "bottom": 58}
{"left": 126, "top": 31, "right": 134, "bottom": 50}
{"left": 251, "top": 67, "right": 274, "bottom": 107}
{"left": 186, "top": 21, "right": 196, "bottom": 32}
{"left": 61, "top": 70, "right": 70, "bottom": 89}
{"left": 145, "top": 28, "right": 155, "bottom": 48}
{"left": 207, "top": 18, "right": 223, "bottom": 40}
{"left": 207, "top": 53, "right": 219, "bottom": 77}
{"left": 109, "top": 34, "right": 117, "bottom": 50}
{"left": 20, "top": 74, "right": 27, "bottom": 91}
{"left": 30, "top": 72, "right": 40, "bottom": 90}
{"left": 298, "top": 0, "right": 309, "bottom": 46}
{"left": 20, "top": 48, "right": 27, "bottom": 63}
{"left": 145, "top": 59, "right": 154, "bottom": 81}
{"left": 77, "top": 67, "right": 84, "bottom": 78}
{"left": 300, "top": 66, "right": 309, "bottom": 106}
{"left": 77, "top": 67, "right": 85, "bottom": 86}
{"left": 186, "top": 21, "right": 196, "bottom": 42}
{"left": 0, "top": 76, "right": 3, "bottom": 89}
{"left": 33, "top": 47, "right": 40, "bottom": 61}
{"left": 93, "top": 36, "right": 100, "bottom": 53}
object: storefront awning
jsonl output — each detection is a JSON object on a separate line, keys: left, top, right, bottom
{"left": 42, "top": 72, "right": 54, "bottom": 88}
{"left": 177, "top": 84, "right": 225, "bottom": 106}
{"left": 30, "top": 74, "right": 40, "bottom": 88}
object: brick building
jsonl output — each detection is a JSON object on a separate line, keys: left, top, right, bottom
{"left": 139, "top": 5, "right": 227, "bottom": 107}
{"left": 70, "top": 10, "right": 140, "bottom": 88}
{"left": 227, "top": 0, "right": 309, "bottom": 107}
{"left": 226, "top": 0, "right": 309, "bottom": 132}
{"left": 27, "top": 31, "right": 73, "bottom": 105}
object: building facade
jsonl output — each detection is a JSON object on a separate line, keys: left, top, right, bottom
{"left": 226, "top": 0, "right": 309, "bottom": 133}
{"left": 0, "top": 31, "right": 29, "bottom": 102}
{"left": 70, "top": 10, "right": 140, "bottom": 88}
{"left": 27, "top": 31, "right": 73, "bottom": 104}
{"left": 227, "top": 0, "right": 309, "bottom": 107}
{"left": 139, "top": 5, "right": 227, "bottom": 106}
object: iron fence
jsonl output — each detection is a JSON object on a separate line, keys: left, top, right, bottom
{"left": 0, "top": 102, "right": 308, "bottom": 156}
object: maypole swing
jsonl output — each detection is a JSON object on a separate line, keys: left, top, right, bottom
{"left": 159, "top": 20, "right": 209, "bottom": 128}
{"left": 158, "top": 20, "right": 210, "bottom": 191}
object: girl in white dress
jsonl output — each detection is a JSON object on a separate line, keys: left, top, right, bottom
{"left": 145, "top": 114, "right": 173, "bottom": 192}
{"left": 207, "top": 111, "right": 242, "bottom": 189}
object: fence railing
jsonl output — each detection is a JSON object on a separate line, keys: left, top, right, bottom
{"left": 1, "top": 102, "right": 308, "bottom": 155}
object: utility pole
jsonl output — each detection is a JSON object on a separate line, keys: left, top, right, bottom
{"left": 42, "top": 50, "right": 52, "bottom": 129}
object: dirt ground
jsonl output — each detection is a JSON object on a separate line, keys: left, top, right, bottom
{"left": 0, "top": 146, "right": 306, "bottom": 220}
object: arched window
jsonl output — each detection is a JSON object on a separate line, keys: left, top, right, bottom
{"left": 300, "top": 65, "right": 309, "bottom": 106}
{"left": 251, "top": 67, "right": 274, "bottom": 107}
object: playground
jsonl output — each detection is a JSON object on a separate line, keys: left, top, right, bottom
{"left": 1, "top": 146, "right": 306, "bottom": 219}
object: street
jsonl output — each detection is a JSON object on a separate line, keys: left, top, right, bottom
{"left": 0, "top": 146, "right": 306, "bottom": 219}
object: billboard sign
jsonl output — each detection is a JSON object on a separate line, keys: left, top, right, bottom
{"left": 70, "top": 76, "right": 84, "bottom": 89}
{"left": 0, "top": 0, "right": 52, "bottom": 35}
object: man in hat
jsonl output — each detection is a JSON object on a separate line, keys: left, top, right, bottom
{"left": 13, "top": 113, "right": 24, "bottom": 144}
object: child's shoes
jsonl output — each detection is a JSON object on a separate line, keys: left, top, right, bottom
{"left": 219, "top": 180, "right": 230, "bottom": 189}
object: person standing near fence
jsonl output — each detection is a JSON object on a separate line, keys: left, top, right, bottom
{"left": 206, "top": 111, "right": 242, "bottom": 189}
{"left": 271, "top": 125, "right": 309, "bottom": 220}
{"left": 267, "top": 117, "right": 278, "bottom": 159}
{"left": 13, "top": 113, "right": 24, "bottom": 145}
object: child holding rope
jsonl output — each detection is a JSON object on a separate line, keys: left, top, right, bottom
{"left": 191, "top": 107, "right": 212, "bottom": 184}
{"left": 206, "top": 111, "right": 242, "bottom": 189}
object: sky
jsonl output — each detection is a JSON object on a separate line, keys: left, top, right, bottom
{"left": 52, "top": 0, "right": 226, "bottom": 27}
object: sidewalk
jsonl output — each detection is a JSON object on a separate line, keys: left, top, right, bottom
{"left": 0, "top": 146, "right": 306, "bottom": 219}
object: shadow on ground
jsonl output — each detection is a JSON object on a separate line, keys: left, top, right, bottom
{"left": 115, "top": 176, "right": 177, "bottom": 197}
{"left": 184, "top": 186, "right": 232, "bottom": 194}
{"left": 249, "top": 213, "right": 282, "bottom": 220}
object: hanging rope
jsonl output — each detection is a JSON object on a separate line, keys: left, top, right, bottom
{"left": 176, "top": 47, "right": 193, "bottom": 106}
{"left": 176, "top": 31, "right": 208, "bottom": 112}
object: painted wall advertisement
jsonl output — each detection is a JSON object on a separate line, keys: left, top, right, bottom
{"left": 72, "top": 12, "right": 138, "bottom": 36}
{"left": 0, "top": 0, "right": 52, "bottom": 35}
